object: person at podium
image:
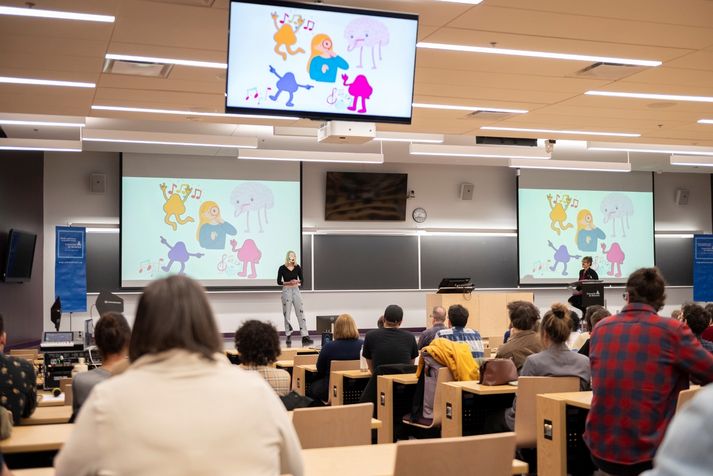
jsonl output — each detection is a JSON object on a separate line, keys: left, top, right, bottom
{"left": 568, "top": 256, "right": 599, "bottom": 315}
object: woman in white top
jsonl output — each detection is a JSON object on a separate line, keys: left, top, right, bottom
{"left": 55, "top": 275, "right": 304, "bottom": 476}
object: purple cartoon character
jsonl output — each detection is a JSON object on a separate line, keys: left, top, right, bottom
{"left": 231, "top": 239, "right": 262, "bottom": 278}
{"left": 341, "top": 74, "right": 372, "bottom": 113}
{"left": 159, "top": 236, "right": 204, "bottom": 274}
{"left": 547, "top": 240, "right": 581, "bottom": 276}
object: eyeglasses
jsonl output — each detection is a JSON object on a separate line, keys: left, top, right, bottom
{"left": 622, "top": 292, "right": 629, "bottom": 300}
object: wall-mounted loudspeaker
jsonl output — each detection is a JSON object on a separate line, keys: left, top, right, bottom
{"left": 90, "top": 173, "right": 106, "bottom": 194}
{"left": 459, "top": 182, "right": 474, "bottom": 201}
{"left": 675, "top": 188, "right": 689, "bottom": 205}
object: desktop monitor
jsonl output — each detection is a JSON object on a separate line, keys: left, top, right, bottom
{"left": 315, "top": 315, "right": 338, "bottom": 334}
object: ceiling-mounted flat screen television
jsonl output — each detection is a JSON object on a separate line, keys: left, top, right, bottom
{"left": 226, "top": 0, "right": 418, "bottom": 124}
{"left": 2, "top": 229, "right": 37, "bottom": 283}
{"left": 325, "top": 171, "right": 407, "bottom": 221}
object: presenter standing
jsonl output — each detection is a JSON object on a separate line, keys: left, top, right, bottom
{"left": 277, "top": 251, "right": 312, "bottom": 347}
{"left": 568, "top": 256, "right": 599, "bottom": 314}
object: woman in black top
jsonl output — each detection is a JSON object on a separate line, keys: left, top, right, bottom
{"left": 277, "top": 251, "right": 312, "bottom": 347}
{"left": 568, "top": 256, "right": 599, "bottom": 314}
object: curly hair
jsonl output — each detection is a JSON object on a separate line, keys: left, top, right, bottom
{"left": 682, "top": 303, "right": 709, "bottom": 336}
{"left": 234, "top": 320, "right": 281, "bottom": 366}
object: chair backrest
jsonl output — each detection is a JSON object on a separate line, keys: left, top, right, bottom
{"left": 292, "top": 402, "right": 373, "bottom": 449}
{"left": 393, "top": 432, "right": 516, "bottom": 476}
{"left": 327, "top": 360, "right": 361, "bottom": 404}
{"left": 676, "top": 387, "right": 701, "bottom": 413}
{"left": 59, "top": 377, "right": 73, "bottom": 407}
{"left": 514, "top": 376, "right": 580, "bottom": 448}
{"left": 431, "top": 366, "right": 454, "bottom": 427}
{"left": 10, "top": 349, "right": 39, "bottom": 359}
{"left": 293, "top": 354, "right": 318, "bottom": 367}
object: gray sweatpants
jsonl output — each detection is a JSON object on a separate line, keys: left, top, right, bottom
{"left": 281, "top": 287, "right": 308, "bottom": 337}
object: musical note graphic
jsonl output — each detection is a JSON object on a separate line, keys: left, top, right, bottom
{"left": 217, "top": 254, "right": 228, "bottom": 273}
{"left": 304, "top": 19, "right": 314, "bottom": 31}
{"left": 191, "top": 188, "right": 202, "bottom": 200}
{"left": 245, "top": 87, "right": 259, "bottom": 101}
{"left": 279, "top": 12, "right": 289, "bottom": 24}
{"left": 571, "top": 198, "right": 579, "bottom": 208}
{"left": 179, "top": 183, "right": 192, "bottom": 196}
{"left": 138, "top": 260, "right": 150, "bottom": 274}
{"left": 169, "top": 183, "right": 178, "bottom": 195}
{"left": 326, "top": 88, "right": 337, "bottom": 105}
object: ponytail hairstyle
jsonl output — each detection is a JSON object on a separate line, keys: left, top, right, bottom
{"left": 540, "top": 303, "right": 572, "bottom": 345}
{"left": 626, "top": 267, "right": 666, "bottom": 312}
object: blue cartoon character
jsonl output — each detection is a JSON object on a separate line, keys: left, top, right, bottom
{"left": 547, "top": 240, "right": 581, "bottom": 276}
{"left": 575, "top": 209, "right": 606, "bottom": 252}
{"left": 160, "top": 236, "right": 204, "bottom": 275}
{"left": 196, "top": 201, "right": 237, "bottom": 250}
{"left": 269, "top": 65, "right": 313, "bottom": 107}
{"left": 308, "top": 33, "right": 349, "bottom": 83}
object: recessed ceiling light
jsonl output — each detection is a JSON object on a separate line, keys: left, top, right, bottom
{"left": 0, "top": 138, "right": 82, "bottom": 152}
{"left": 413, "top": 103, "right": 528, "bottom": 114}
{"left": 0, "top": 6, "right": 114, "bottom": 22}
{"left": 83, "top": 129, "right": 258, "bottom": 149}
{"left": 373, "top": 132, "right": 444, "bottom": 143}
{"left": 585, "top": 91, "right": 713, "bottom": 103}
{"left": 417, "top": 42, "right": 661, "bottom": 67}
{"left": 698, "top": 119, "right": 713, "bottom": 125}
{"left": 509, "top": 159, "right": 631, "bottom": 172}
{"left": 436, "top": 0, "right": 484, "bottom": 4}
{"left": 481, "top": 126, "right": 640, "bottom": 138}
{"left": 105, "top": 54, "right": 226, "bottom": 69}
{"left": 587, "top": 141, "right": 713, "bottom": 156}
{"left": 670, "top": 155, "right": 713, "bottom": 167}
{"left": 91, "top": 105, "right": 298, "bottom": 121}
{"left": 238, "top": 149, "right": 384, "bottom": 164}
{"left": 410, "top": 143, "right": 550, "bottom": 159}
{"left": 0, "top": 76, "right": 95, "bottom": 88}
{"left": 0, "top": 119, "right": 85, "bottom": 128}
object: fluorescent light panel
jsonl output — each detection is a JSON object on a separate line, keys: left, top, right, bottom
{"left": 481, "top": 126, "right": 640, "bottom": 138}
{"left": 91, "top": 105, "right": 298, "bottom": 121}
{"left": 238, "top": 149, "right": 384, "bottom": 164}
{"left": 586, "top": 91, "right": 713, "bottom": 103}
{"left": 0, "top": 76, "right": 95, "bottom": 88}
{"left": 0, "top": 138, "right": 82, "bottom": 152}
{"left": 0, "top": 6, "right": 115, "bottom": 22}
{"left": 410, "top": 143, "right": 550, "bottom": 159}
{"left": 509, "top": 158, "right": 631, "bottom": 172}
{"left": 83, "top": 129, "right": 258, "bottom": 148}
{"left": 698, "top": 119, "right": 713, "bottom": 125}
{"left": 587, "top": 141, "right": 713, "bottom": 156}
{"left": 413, "top": 103, "right": 528, "bottom": 114}
{"left": 670, "top": 155, "right": 713, "bottom": 167}
{"left": 436, "top": 0, "right": 484, "bottom": 4}
{"left": 0, "top": 113, "right": 85, "bottom": 128}
{"left": 417, "top": 42, "right": 661, "bottom": 67}
{"left": 374, "top": 132, "right": 444, "bottom": 143}
{"left": 105, "top": 54, "right": 226, "bottom": 69}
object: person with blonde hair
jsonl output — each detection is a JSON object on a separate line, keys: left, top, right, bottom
{"left": 308, "top": 313, "right": 363, "bottom": 402}
{"left": 55, "top": 275, "right": 303, "bottom": 476}
{"left": 307, "top": 33, "right": 349, "bottom": 83}
{"left": 277, "top": 250, "right": 312, "bottom": 347}
{"left": 196, "top": 200, "right": 236, "bottom": 249}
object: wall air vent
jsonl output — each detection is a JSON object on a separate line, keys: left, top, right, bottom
{"left": 573, "top": 62, "right": 646, "bottom": 80}
{"left": 464, "top": 110, "right": 514, "bottom": 120}
{"left": 103, "top": 59, "right": 173, "bottom": 78}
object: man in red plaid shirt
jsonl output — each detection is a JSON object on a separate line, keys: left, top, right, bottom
{"left": 585, "top": 267, "right": 713, "bottom": 475}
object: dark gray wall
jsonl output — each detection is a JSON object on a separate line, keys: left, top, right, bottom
{"left": 0, "top": 151, "right": 44, "bottom": 346}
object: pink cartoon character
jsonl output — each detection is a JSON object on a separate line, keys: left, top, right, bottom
{"left": 601, "top": 242, "right": 625, "bottom": 278}
{"left": 341, "top": 74, "right": 372, "bottom": 113}
{"left": 231, "top": 239, "right": 261, "bottom": 279}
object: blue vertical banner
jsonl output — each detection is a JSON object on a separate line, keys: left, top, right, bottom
{"left": 693, "top": 234, "right": 713, "bottom": 302}
{"left": 55, "top": 226, "right": 87, "bottom": 312}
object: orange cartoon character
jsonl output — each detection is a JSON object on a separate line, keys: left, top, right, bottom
{"left": 271, "top": 11, "right": 305, "bottom": 61}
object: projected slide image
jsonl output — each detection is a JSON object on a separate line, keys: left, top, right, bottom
{"left": 519, "top": 189, "right": 654, "bottom": 284}
{"left": 122, "top": 177, "right": 300, "bottom": 287}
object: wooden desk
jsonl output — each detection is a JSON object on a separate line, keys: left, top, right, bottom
{"left": 330, "top": 369, "right": 371, "bottom": 406}
{"left": 13, "top": 469, "right": 53, "bottom": 476}
{"left": 21, "top": 405, "right": 72, "bottom": 425}
{"left": 275, "top": 360, "right": 294, "bottom": 369}
{"left": 0, "top": 423, "right": 73, "bottom": 454}
{"left": 537, "top": 391, "right": 593, "bottom": 476}
{"left": 376, "top": 374, "right": 418, "bottom": 444}
{"left": 288, "top": 412, "right": 382, "bottom": 430}
{"left": 441, "top": 381, "right": 517, "bottom": 437}
{"left": 37, "top": 390, "right": 65, "bottom": 407}
{"left": 302, "top": 443, "right": 528, "bottom": 475}
{"left": 293, "top": 364, "right": 318, "bottom": 396}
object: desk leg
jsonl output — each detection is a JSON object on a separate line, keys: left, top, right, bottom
{"left": 441, "top": 385, "right": 462, "bottom": 437}
{"left": 377, "top": 376, "right": 393, "bottom": 444}
{"left": 332, "top": 372, "right": 344, "bottom": 406}
{"left": 293, "top": 366, "right": 307, "bottom": 396}
{"left": 537, "top": 395, "right": 567, "bottom": 476}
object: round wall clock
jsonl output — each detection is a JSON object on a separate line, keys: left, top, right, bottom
{"left": 412, "top": 207, "right": 427, "bottom": 223}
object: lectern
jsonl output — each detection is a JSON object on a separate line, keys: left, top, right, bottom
{"left": 580, "top": 280, "right": 605, "bottom": 309}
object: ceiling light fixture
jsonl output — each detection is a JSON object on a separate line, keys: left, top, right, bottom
{"left": 82, "top": 129, "right": 258, "bottom": 148}
{"left": 105, "top": 54, "right": 226, "bottom": 69}
{"left": 509, "top": 159, "right": 631, "bottom": 172}
{"left": 0, "top": 6, "right": 115, "bottom": 22}
{"left": 480, "top": 126, "right": 640, "bottom": 138}
{"left": 0, "top": 76, "right": 95, "bottom": 88}
{"left": 436, "top": 0, "right": 484, "bottom": 4}
{"left": 585, "top": 91, "right": 713, "bottom": 103}
{"left": 238, "top": 149, "right": 384, "bottom": 164}
{"left": 0, "top": 139, "right": 82, "bottom": 152}
{"left": 698, "top": 119, "right": 713, "bottom": 125}
{"left": 0, "top": 114, "right": 85, "bottom": 128}
{"left": 91, "top": 105, "right": 298, "bottom": 121}
{"left": 417, "top": 43, "right": 661, "bottom": 67}
{"left": 413, "top": 103, "right": 528, "bottom": 114}
{"left": 587, "top": 141, "right": 713, "bottom": 156}
{"left": 410, "top": 143, "right": 550, "bottom": 159}
{"left": 669, "top": 155, "right": 713, "bottom": 167}
{"left": 373, "top": 132, "right": 444, "bottom": 143}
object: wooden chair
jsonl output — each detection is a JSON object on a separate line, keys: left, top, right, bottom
{"left": 59, "top": 377, "right": 73, "bottom": 407}
{"left": 327, "top": 359, "right": 361, "bottom": 405}
{"left": 292, "top": 402, "right": 373, "bottom": 449}
{"left": 393, "top": 432, "right": 517, "bottom": 476}
{"left": 277, "top": 348, "right": 317, "bottom": 362}
{"left": 401, "top": 366, "right": 453, "bottom": 430}
{"left": 291, "top": 353, "right": 319, "bottom": 391}
{"left": 676, "top": 386, "right": 701, "bottom": 413}
{"left": 514, "top": 376, "right": 580, "bottom": 448}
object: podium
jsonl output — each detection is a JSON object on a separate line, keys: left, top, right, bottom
{"left": 580, "top": 280, "right": 605, "bottom": 309}
{"left": 426, "top": 292, "right": 534, "bottom": 338}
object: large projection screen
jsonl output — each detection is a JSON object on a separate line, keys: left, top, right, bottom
{"left": 518, "top": 170, "right": 654, "bottom": 285}
{"left": 121, "top": 154, "right": 301, "bottom": 288}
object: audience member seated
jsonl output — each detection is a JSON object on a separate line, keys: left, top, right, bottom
{"left": 577, "top": 306, "right": 611, "bottom": 357}
{"left": 55, "top": 275, "right": 303, "bottom": 476}
{"left": 566, "top": 312, "right": 583, "bottom": 350}
{"left": 308, "top": 314, "right": 363, "bottom": 402}
{"left": 505, "top": 303, "right": 590, "bottom": 431}
{"left": 681, "top": 303, "right": 713, "bottom": 353}
{"left": 585, "top": 267, "right": 713, "bottom": 476}
{"left": 377, "top": 315, "right": 384, "bottom": 329}
{"left": 495, "top": 301, "right": 542, "bottom": 372}
{"left": 436, "top": 304, "right": 484, "bottom": 362}
{"left": 702, "top": 303, "right": 713, "bottom": 342}
{"left": 642, "top": 383, "right": 713, "bottom": 476}
{"left": 670, "top": 309, "right": 683, "bottom": 321}
{"left": 417, "top": 306, "right": 446, "bottom": 350}
{"left": 235, "top": 320, "right": 291, "bottom": 396}
{"left": 72, "top": 312, "right": 131, "bottom": 418}
{"left": 0, "top": 313, "right": 37, "bottom": 425}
